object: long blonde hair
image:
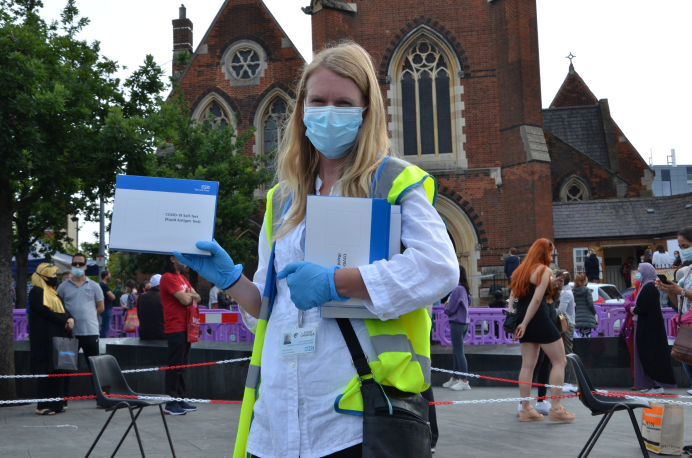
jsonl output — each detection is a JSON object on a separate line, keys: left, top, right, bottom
{"left": 274, "top": 41, "right": 390, "bottom": 240}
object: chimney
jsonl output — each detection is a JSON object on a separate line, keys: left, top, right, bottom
{"left": 172, "top": 4, "right": 193, "bottom": 80}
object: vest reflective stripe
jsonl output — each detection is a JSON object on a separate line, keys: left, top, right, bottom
{"left": 235, "top": 157, "right": 436, "bottom": 456}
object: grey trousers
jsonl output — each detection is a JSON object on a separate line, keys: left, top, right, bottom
{"left": 563, "top": 323, "right": 576, "bottom": 384}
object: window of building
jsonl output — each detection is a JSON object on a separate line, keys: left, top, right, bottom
{"left": 230, "top": 48, "right": 261, "bottom": 81}
{"left": 221, "top": 41, "right": 267, "bottom": 87}
{"left": 559, "top": 177, "right": 590, "bottom": 202}
{"left": 573, "top": 248, "right": 589, "bottom": 276}
{"left": 400, "top": 40, "right": 453, "bottom": 157}
{"left": 661, "top": 169, "right": 672, "bottom": 196}
{"left": 687, "top": 166, "right": 692, "bottom": 193}
{"left": 262, "top": 98, "right": 287, "bottom": 179}
{"left": 200, "top": 100, "right": 231, "bottom": 129}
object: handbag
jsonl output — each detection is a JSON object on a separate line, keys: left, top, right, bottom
{"left": 335, "top": 318, "right": 432, "bottom": 458}
{"left": 556, "top": 310, "right": 569, "bottom": 334}
{"left": 187, "top": 299, "right": 200, "bottom": 343}
{"left": 123, "top": 308, "right": 139, "bottom": 333}
{"left": 502, "top": 309, "right": 519, "bottom": 334}
{"left": 671, "top": 270, "right": 692, "bottom": 365}
{"left": 52, "top": 334, "right": 79, "bottom": 372}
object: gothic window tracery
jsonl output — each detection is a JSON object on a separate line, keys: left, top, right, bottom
{"left": 560, "top": 177, "right": 591, "bottom": 202}
{"left": 262, "top": 98, "right": 287, "bottom": 179}
{"left": 201, "top": 100, "right": 231, "bottom": 129}
{"left": 400, "top": 40, "right": 453, "bottom": 157}
{"left": 230, "top": 48, "right": 261, "bottom": 81}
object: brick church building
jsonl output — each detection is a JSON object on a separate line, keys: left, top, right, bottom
{"left": 170, "top": 0, "right": 657, "bottom": 300}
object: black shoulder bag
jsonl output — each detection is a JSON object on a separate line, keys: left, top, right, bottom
{"left": 336, "top": 318, "right": 432, "bottom": 458}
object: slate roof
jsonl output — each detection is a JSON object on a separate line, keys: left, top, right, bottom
{"left": 553, "top": 193, "right": 692, "bottom": 239}
{"left": 543, "top": 105, "right": 611, "bottom": 170}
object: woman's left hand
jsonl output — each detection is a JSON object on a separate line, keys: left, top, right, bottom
{"left": 65, "top": 318, "right": 74, "bottom": 331}
{"left": 277, "top": 262, "right": 348, "bottom": 310}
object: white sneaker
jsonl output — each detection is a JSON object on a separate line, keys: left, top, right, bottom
{"left": 450, "top": 381, "right": 471, "bottom": 391}
{"left": 535, "top": 400, "right": 550, "bottom": 415}
{"left": 442, "top": 378, "right": 458, "bottom": 388}
{"left": 563, "top": 383, "right": 578, "bottom": 393}
{"left": 687, "top": 389, "right": 692, "bottom": 395}
{"left": 517, "top": 403, "right": 523, "bottom": 416}
{"left": 641, "top": 387, "right": 664, "bottom": 394}
{"left": 431, "top": 447, "right": 436, "bottom": 454}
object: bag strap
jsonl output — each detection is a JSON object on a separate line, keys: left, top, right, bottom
{"left": 336, "top": 318, "right": 372, "bottom": 379}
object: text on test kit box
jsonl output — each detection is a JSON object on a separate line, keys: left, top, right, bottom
{"left": 109, "top": 175, "right": 218, "bottom": 256}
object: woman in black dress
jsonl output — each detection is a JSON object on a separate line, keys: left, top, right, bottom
{"left": 29, "top": 263, "right": 74, "bottom": 415}
{"left": 507, "top": 239, "right": 575, "bottom": 423}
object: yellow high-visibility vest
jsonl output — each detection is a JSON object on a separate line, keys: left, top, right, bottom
{"left": 234, "top": 156, "right": 436, "bottom": 458}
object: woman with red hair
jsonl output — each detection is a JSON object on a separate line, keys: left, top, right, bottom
{"left": 508, "top": 239, "right": 575, "bottom": 422}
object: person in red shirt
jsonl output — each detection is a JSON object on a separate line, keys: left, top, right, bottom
{"left": 159, "top": 255, "right": 201, "bottom": 416}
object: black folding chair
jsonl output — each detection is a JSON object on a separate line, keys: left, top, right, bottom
{"left": 567, "top": 353, "right": 650, "bottom": 457}
{"left": 85, "top": 355, "right": 176, "bottom": 458}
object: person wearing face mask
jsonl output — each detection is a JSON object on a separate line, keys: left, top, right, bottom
{"left": 29, "top": 263, "right": 74, "bottom": 415}
{"left": 632, "top": 263, "right": 676, "bottom": 393}
{"left": 57, "top": 253, "right": 104, "bottom": 403}
{"left": 174, "top": 42, "right": 458, "bottom": 458}
{"left": 159, "top": 255, "right": 201, "bottom": 416}
{"left": 657, "top": 227, "right": 692, "bottom": 391}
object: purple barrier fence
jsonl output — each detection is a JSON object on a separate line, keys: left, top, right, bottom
{"left": 13, "top": 310, "right": 27, "bottom": 341}
{"left": 432, "top": 306, "right": 517, "bottom": 345}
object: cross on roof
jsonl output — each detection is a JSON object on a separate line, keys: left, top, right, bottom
{"left": 566, "top": 52, "right": 576, "bottom": 65}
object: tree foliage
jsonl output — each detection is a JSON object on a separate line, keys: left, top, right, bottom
{"left": 0, "top": 0, "right": 170, "bottom": 394}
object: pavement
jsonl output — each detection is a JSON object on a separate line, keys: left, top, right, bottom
{"left": 1, "top": 386, "right": 690, "bottom": 457}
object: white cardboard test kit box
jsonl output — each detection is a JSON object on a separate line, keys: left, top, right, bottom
{"left": 303, "top": 195, "right": 401, "bottom": 319}
{"left": 109, "top": 175, "right": 218, "bottom": 256}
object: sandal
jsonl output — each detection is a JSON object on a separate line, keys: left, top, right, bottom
{"left": 36, "top": 409, "right": 55, "bottom": 416}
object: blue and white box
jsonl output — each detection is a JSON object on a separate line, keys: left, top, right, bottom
{"left": 109, "top": 175, "right": 218, "bottom": 256}
{"left": 303, "top": 195, "right": 400, "bottom": 319}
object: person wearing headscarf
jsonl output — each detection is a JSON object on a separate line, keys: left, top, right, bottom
{"left": 29, "top": 263, "right": 74, "bottom": 415}
{"left": 621, "top": 271, "right": 642, "bottom": 385}
{"left": 632, "top": 263, "right": 676, "bottom": 392}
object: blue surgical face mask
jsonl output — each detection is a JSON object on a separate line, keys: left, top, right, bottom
{"left": 682, "top": 247, "right": 692, "bottom": 262}
{"left": 635, "top": 272, "right": 642, "bottom": 281}
{"left": 303, "top": 104, "right": 367, "bottom": 159}
{"left": 71, "top": 267, "right": 85, "bottom": 278}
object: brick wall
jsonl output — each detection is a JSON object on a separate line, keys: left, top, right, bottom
{"left": 545, "top": 130, "right": 618, "bottom": 201}
{"left": 176, "top": 0, "right": 304, "bottom": 156}
{"left": 308, "top": 0, "right": 553, "bottom": 274}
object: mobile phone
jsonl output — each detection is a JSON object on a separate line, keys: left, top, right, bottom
{"left": 657, "top": 274, "right": 672, "bottom": 285}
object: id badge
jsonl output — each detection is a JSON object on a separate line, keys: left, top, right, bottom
{"left": 280, "top": 324, "right": 317, "bottom": 357}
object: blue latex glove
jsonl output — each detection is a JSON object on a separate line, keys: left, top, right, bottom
{"left": 276, "top": 262, "right": 349, "bottom": 311}
{"left": 173, "top": 240, "right": 243, "bottom": 290}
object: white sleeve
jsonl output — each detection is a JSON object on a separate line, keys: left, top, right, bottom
{"left": 358, "top": 185, "right": 460, "bottom": 320}
{"left": 238, "top": 220, "right": 270, "bottom": 331}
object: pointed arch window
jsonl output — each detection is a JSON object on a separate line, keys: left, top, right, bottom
{"left": 560, "top": 177, "right": 591, "bottom": 202}
{"left": 200, "top": 100, "right": 231, "bottom": 129}
{"left": 400, "top": 40, "right": 454, "bottom": 157}
{"left": 261, "top": 97, "right": 288, "bottom": 180}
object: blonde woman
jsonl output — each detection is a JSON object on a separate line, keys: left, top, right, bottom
{"left": 175, "top": 42, "right": 458, "bottom": 458}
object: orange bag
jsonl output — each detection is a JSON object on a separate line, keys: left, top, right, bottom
{"left": 187, "top": 300, "right": 200, "bottom": 343}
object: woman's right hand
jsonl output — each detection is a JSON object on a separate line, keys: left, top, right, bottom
{"left": 512, "top": 323, "right": 526, "bottom": 341}
{"left": 174, "top": 240, "right": 243, "bottom": 290}
{"left": 65, "top": 318, "right": 74, "bottom": 331}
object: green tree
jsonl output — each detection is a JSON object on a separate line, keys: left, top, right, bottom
{"left": 0, "top": 0, "right": 167, "bottom": 396}
{"left": 146, "top": 88, "right": 270, "bottom": 288}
